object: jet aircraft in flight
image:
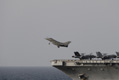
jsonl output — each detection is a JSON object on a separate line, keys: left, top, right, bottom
{"left": 45, "top": 38, "right": 71, "bottom": 48}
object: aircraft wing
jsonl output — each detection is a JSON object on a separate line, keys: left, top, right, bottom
{"left": 45, "top": 38, "right": 60, "bottom": 45}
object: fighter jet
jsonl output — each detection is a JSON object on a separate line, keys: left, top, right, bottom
{"left": 96, "top": 52, "right": 116, "bottom": 60}
{"left": 72, "top": 51, "right": 96, "bottom": 60}
{"left": 45, "top": 38, "right": 71, "bottom": 48}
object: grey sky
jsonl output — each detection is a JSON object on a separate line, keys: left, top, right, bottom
{"left": 0, "top": 0, "right": 119, "bottom": 66}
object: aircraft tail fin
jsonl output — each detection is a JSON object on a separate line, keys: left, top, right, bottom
{"left": 96, "top": 52, "right": 103, "bottom": 58}
{"left": 64, "top": 41, "right": 71, "bottom": 45}
{"left": 72, "top": 51, "right": 81, "bottom": 58}
{"left": 116, "top": 52, "right": 119, "bottom": 57}
{"left": 74, "top": 51, "right": 81, "bottom": 57}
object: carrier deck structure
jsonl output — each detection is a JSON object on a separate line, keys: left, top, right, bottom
{"left": 51, "top": 59, "right": 119, "bottom": 80}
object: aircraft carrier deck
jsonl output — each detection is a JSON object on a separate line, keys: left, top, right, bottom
{"left": 51, "top": 59, "right": 119, "bottom": 80}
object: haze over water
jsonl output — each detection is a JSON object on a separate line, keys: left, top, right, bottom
{"left": 0, "top": 67, "right": 71, "bottom": 80}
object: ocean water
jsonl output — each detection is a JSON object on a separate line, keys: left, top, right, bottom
{"left": 0, "top": 67, "right": 72, "bottom": 80}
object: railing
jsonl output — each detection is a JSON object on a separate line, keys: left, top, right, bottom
{"left": 51, "top": 59, "right": 119, "bottom": 64}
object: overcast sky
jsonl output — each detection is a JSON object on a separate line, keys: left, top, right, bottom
{"left": 0, "top": 0, "right": 119, "bottom": 66}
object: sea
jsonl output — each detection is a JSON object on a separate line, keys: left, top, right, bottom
{"left": 0, "top": 67, "right": 72, "bottom": 80}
